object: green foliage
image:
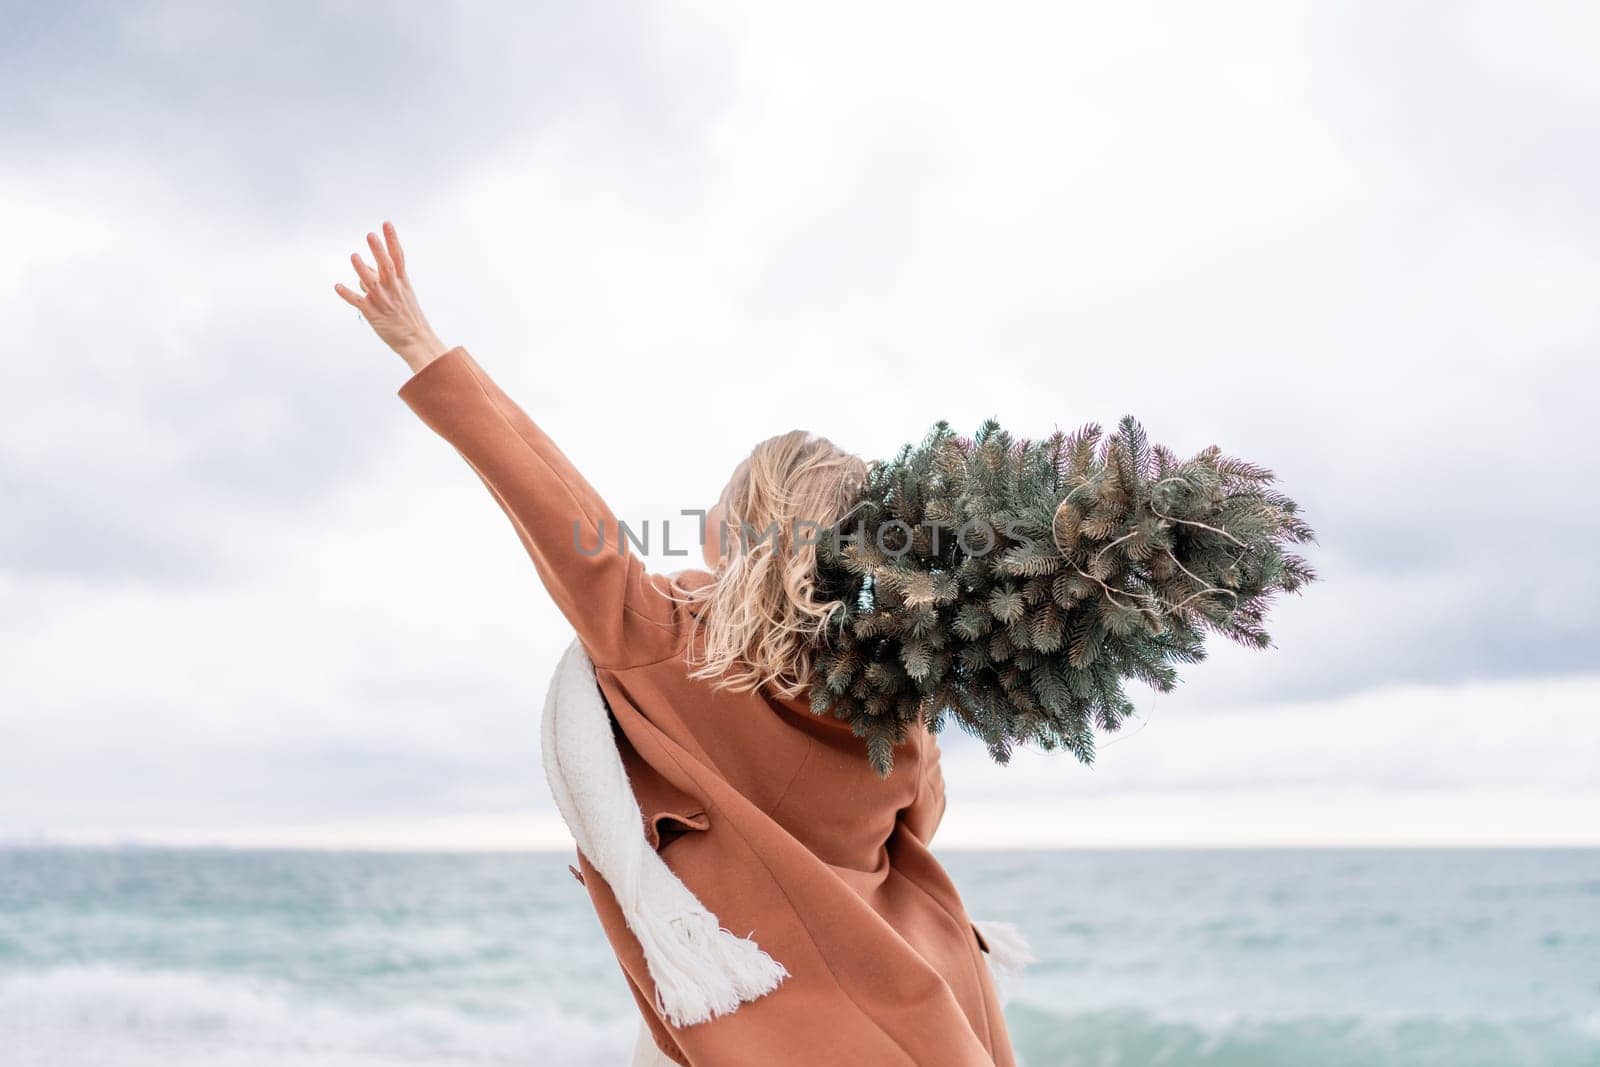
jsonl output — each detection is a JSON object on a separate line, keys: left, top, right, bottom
{"left": 811, "top": 417, "right": 1319, "bottom": 776}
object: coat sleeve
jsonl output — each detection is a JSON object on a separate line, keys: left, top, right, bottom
{"left": 902, "top": 725, "right": 947, "bottom": 846}
{"left": 397, "top": 346, "right": 679, "bottom": 669}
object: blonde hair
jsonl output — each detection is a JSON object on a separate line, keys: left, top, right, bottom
{"left": 673, "top": 430, "right": 868, "bottom": 697}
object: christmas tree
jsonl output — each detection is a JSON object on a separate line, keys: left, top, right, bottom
{"left": 810, "top": 418, "right": 1318, "bottom": 776}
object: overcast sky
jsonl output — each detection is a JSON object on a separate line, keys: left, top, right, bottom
{"left": 2, "top": 0, "right": 1595, "bottom": 849}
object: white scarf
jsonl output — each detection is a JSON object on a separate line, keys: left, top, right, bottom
{"left": 539, "top": 636, "right": 1032, "bottom": 1030}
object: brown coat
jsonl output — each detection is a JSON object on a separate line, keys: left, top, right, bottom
{"left": 400, "top": 346, "right": 1017, "bottom": 1066}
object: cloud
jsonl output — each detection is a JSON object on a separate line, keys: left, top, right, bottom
{"left": 11, "top": 673, "right": 1595, "bottom": 850}
{"left": 2, "top": 0, "right": 1597, "bottom": 845}
{"left": 0, "top": 1, "right": 730, "bottom": 220}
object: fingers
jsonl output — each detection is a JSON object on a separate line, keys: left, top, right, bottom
{"left": 333, "top": 282, "right": 366, "bottom": 312}
{"left": 350, "top": 251, "right": 379, "bottom": 293}
{"left": 383, "top": 220, "right": 406, "bottom": 279}
{"left": 367, "top": 230, "right": 396, "bottom": 284}
{"left": 335, "top": 224, "right": 404, "bottom": 320}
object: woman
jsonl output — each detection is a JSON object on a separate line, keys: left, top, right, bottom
{"left": 335, "top": 222, "right": 1019, "bottom": 1066}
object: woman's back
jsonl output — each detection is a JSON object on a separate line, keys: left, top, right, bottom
{"left": 629, "top": 565, "right": 938, "bottom": 874}
{"left": 398, "top": 344, "right": 1015, "bottom": 1066}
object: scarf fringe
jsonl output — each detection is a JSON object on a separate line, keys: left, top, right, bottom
{"left": 972, "top": 918, "right": 1036, "bottom": 978}
{"left": 542, "top": 637, "right": 788, "bottom": 1029}
{"left": 633, "top": 905, "right": 791, "bottom": 1027}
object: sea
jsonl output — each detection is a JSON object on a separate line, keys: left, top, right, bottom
{"left": 1, "top": 848, "right": 1596, "bottom": 1066}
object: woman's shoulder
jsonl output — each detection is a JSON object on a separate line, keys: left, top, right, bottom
{"left": 604, "top": 568, "right": 716, "bottom": 671}
{"left": 646, "top": 567, "right": 717, "bottom": 612}
{"left": 659, "top": 566, "right": 717, "bottom": 591}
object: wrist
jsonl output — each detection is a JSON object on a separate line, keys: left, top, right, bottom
{"left": 397, "top": 336, "right": 450, "bottom": 374}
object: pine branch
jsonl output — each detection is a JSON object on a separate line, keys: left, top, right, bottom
{"left": 809, "top": 416, "right": 1317, "bottom": 774}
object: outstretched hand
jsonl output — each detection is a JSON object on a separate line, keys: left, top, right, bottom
{"left": 335, "top": 221, "right": 450, "bottom": 373}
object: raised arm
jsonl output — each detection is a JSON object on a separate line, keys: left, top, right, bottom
{"left": 336, "top": 222, "right": 676, "bottom": 668}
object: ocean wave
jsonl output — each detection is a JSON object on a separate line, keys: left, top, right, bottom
{"left": 8, "top": 966, "right": 1598, "bottom": 1067}
{"left": 1005, "top": 1001, "right": 1600, "bottom": 1067}
{"left": 0, "top": 966, "right": 635, "bottom": 1067}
